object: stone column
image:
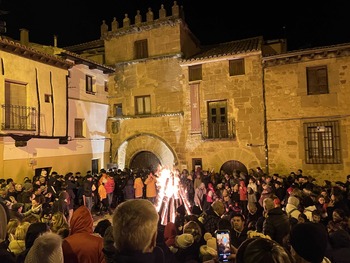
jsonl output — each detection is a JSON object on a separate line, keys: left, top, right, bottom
{"left": 146, "top": 8, "right": 154, "bottom": 22}
{"left": 111, "top": 17, "right": 119, "bottom": 32}
{"left": 172, "top": 1, "right": 179, "bottom": 17}
{"left": 135, "top": 10, "right": 142, "bottom": 26}
{"left": 100, "top": 20, "right": 108, "bottom": 37}
{"left": 159, "top": 4, "right": 166, "bottom": 20}
{"left": 123, "top": 14, "right": 130, "bottom": 28}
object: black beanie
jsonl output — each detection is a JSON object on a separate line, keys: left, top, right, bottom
{"left": 290, "top": 222, "right": 328, "bottom": 263}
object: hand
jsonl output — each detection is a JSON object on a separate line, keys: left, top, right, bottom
{"left": 228, "top": 245, "right": 237, "bottom": 261}
{"left": 209, "top": 245, "right": 237, "bottom": 263}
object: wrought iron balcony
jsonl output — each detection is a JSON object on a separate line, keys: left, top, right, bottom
{"left": 1, "top": 104, "right": 37, "bottom": 131}
{"left": 201, "top": 118, "right": 236, "bottom": 140}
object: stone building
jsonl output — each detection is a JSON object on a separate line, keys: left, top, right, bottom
{"left": 0, "top": 36, "right": 72, "bottom": 182}
{"left": 0, "top": 30, "right": 114, "bottom": 181}
{"left": 88, "top": 2, "right": 282, "bottom": 176}
{"left": 263, "top": 45, "right": 350, "bottom": 181}
{"left": 11, "top": 1, "right": 348, "bottom": 182}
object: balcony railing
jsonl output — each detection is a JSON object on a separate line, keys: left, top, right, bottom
{"left": 201, "top": 118, "right": 236, "bottom": 140}
{"left": 1, "top": 104, "right": 37, "bottom": 131}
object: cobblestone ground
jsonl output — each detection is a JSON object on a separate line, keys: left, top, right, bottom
{"left": 92, "top": 210, "right": 113, "bottom": 228}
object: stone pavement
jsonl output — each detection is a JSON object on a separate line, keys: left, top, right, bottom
{"left": 92, "top": 211, "right": 113, "bottom": 228}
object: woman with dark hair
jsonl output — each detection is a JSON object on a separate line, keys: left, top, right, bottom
{"left": 236, "top": 237, "right": 294, "bottom": 263}
{"left": 16, "top": 222, "right": 50, "bottom": 263}
{"left": 94, "top": 219, "right": 112, "bottom": 238}
{"left": 326, "top": 208, "right": 349, "bottom": 234}
{"left": 326, "top": 186, "right": 350, "bottom": 223}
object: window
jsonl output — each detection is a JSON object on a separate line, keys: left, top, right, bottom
{"left": 74, "top": 118, "right": 85, "bottom": 138}
{"left": 104, "top": 81, "right": 108, "bottom": 92}
{"left": 229, "top": 59, "right": 245, "bottom": 76}
{"left": 113, "top": 103, "right": 123, "bottom": 116}
{"left": 207, "top": 100, "right": 228, "bottom": 139}
{"left": 135, "top": 39, "right": 148, "bottom": 59}
{"left": 4, "top": 80, "right": 36, "bottom": 130}
{"left": 304, "top": 121, "right": 341, "bottom": 164}
{"left": 135, "top": 95, "right": 151, "bottom": 115}
{"left": 44, "top": 94, "right": 52, "bottom": 103}
{"left": 192, "top": 158, "right": 202, "bottom": 172}
{"left": 307, "top": 66, "right": 329, "bottom": 95}
{"left": 85, "top": 75, "right": 95, "bottom": 94}
{"left": 189, "top": 65, "right": 202, "bottom": 81}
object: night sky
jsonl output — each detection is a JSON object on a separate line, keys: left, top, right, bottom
{"left": 1, "top": 0, "right": 349, "bottom": 51}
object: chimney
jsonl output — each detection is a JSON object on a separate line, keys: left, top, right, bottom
{"left": 54, "top": 35, "right": 57, "bottom": 47}
{"left": 20, "top": 28, "right": 29, "bottom": 46}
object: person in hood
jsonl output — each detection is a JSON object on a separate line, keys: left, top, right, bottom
{"left": 62, "top": 205, "right": 105, "bottom": 263}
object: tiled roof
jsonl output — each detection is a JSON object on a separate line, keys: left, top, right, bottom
{"left": 182, "top": 36, "right": 263, "bottom": 63}
{"left": 0, "top": 37, "right": 72, "bottom": 69}
{"left": 59, "top": 50, "right": 115, "bottom": 74}
{"left": 263, "top": 42, "right": 350, "bottom": 67}
{"left": 63, "top": 39, "right": 104, "bottom": 53}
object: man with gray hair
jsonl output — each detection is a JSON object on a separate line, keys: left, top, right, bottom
{"left": 108, "top": 199, "right": 165, "bottom": 263}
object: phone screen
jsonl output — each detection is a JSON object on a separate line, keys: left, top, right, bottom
{"left": 215, "top": 230, "right": 231, "bottom": 262}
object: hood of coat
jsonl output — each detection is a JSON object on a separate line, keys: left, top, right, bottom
{"left": 287, "top": 195, "right": 300, "bottom": 207}
{"left": 164, "top": 222, "right": 176, "bottom": 246}
{"left": 70, "top": 206, "right": 93, "bottom": 235}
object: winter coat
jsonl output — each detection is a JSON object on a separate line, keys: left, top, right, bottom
{"left": 144, "top": 175, "right": 157, "bottom": 198}
{"left": 164, "top": 222, "right": 176, "bottom": 247}
{"left": 326, "top": 229, "right": 350, "bottom": 263}
{"left": 285, "top": 196, "right": 301, "bottom": 220}
{"left": 62, "top": 206, "right": 105, "bottom": 263}
{"left": 134, "top": 178, "right": 144, "bottom": 198}
{"left": 239, "top": 181, "right": 247, "bottom": 201}
{"left": 104, "top": 177, "right": 115, "bottom": 194}
{"left": 123, "top": 178, "right": 135, "bottom": 200}
{"left": 98, "top": 184, "right": 107, "bottom": 201}
{"left": 263, "top": 207, "right": 290, "bottom": 245}
{"left": 8, "top": 239, "right": 25, "bottom": 255}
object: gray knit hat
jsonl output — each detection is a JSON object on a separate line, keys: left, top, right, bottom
{"left": 24, "top": 232, "right": 63, "bottom": 263}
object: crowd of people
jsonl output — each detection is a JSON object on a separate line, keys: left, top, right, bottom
{"left": 0, "top": 166, "right": 350, "bottom": 262}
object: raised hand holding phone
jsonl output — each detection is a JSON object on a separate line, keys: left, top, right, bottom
{"left": 215, "top": 229, "right": 231, "bottom": 262}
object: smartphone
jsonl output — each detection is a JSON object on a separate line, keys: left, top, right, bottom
{"left": 215, "top": 229, "right": 231, "bottom": 262}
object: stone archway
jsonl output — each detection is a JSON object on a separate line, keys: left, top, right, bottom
{"left": 115, "top": 133, "right": 177, "bottom": 170}
{"left": 220, "top": 160, "right": 248, "bottom": 175}
{"left": 129, "top": 151, "right": 161, "bottom": 171}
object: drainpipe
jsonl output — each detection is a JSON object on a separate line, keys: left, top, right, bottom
{"left": 262, "top": 62, "right": 269, "bottom": 175}
{"left": 50, "top": 72, "right": 54, "bottom": 135}
{"left": 35, "top": 68, "right": 41, "bottom": 136}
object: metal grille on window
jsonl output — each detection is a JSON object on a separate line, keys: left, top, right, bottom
{"left": 304, "top": 121, "right": 341, "bottom": 164}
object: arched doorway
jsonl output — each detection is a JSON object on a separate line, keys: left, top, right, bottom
{"left": 129, "top": 151, "right": 161, "bottom": 172}
{"left": 220, "top": 160, "right": 248, "bottom": 175}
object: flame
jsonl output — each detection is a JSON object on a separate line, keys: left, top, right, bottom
{"left": 155, "top": 167, "right": 192, "bottom": 225}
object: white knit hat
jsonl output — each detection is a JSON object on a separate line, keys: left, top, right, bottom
{"left": 24, "top": 232, "right": 63, "bottom": 263}
{"left": 175, "top": 233, "right": 194, "bottom": 249}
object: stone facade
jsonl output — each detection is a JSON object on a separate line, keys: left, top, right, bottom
{"left": 104, "top": 3, "right": 267, "bottom": 175}
{"left": 0, "top": 38, "right": 71, "bottom": 182}
{"left": 63, "top": 2, "right": 350, "bottom": 182}
{"left": 263, "top": 46, "right": 350, "bottom": 182}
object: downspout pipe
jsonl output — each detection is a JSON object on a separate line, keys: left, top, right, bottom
{"left": 65, "top": 74, "right": 69, "bottom": 139}
{"left": 50, "top": 71, "right": 54, "bottom": 136}
{"left": 261, "top": 61, "right": 269, "bottom": 175}
{"left": 35, "top": 68, "right": 41, "bottom": 136}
